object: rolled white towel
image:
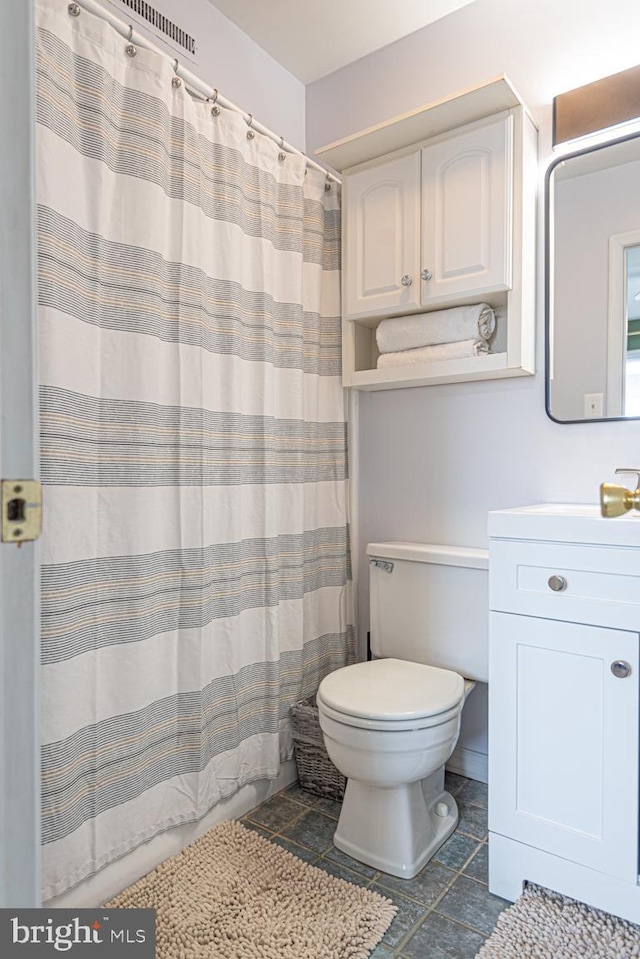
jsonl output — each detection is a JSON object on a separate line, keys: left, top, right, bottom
{"left": 376, "top": 304, "right": 496, "bottom": 354}
{"left": 377, "top": 338, "right": 489, "bottom": 368}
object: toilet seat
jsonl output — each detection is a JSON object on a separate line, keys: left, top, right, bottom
{"left": 317, "top": 695, "right": 464, "bottom": 732}
{"left": 317, "top": 658, "right": 465, "bottom": 732}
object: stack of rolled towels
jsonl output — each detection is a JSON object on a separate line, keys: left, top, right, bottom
{"left": 375, "top": 303, "right": 496, "bottom": 368}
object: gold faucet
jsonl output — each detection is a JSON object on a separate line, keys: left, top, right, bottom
{"left": 600, "top": 469, "right": 640, "bottom": 517}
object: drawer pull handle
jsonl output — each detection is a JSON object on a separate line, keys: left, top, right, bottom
{"left": 611, "top": 660, "right": 632, "bottom": 679}
{"left": 548, "top": 574, "right": 567, "bottom": 592}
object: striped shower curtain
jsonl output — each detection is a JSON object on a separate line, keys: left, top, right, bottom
{"left": 35, "top": 0, "right": 352, "bottom": 900}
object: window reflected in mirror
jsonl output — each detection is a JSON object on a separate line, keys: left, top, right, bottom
{"left": 624, "top": 246, "right": 640, "bottom": 416}
{"left": 546, "top": 132, "right": 640, "bottom": 421}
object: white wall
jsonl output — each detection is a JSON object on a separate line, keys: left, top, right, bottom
{"left": 306, "top": 0, "right": 640, "bottom": 766}
{"left": 98, "top": 0, "right": 305, "bottom": 148}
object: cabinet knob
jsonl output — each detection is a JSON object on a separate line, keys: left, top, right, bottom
{"left": 547, "top": 574, "right": 567, "bottom": 592}
{"left": 401, "top": 274, "right": 413, "bottom": 287}
{"left": 611, "top": 660, "right": 632, "bottom": 679}
{"left": 421, "top": 269, "right": 433, "bottom": 281}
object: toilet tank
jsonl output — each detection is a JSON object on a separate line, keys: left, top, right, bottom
{"left": 367, "top": 542, "right": 489, "bottom": 682}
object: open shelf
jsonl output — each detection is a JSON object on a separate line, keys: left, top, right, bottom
{"left": 343, "top": 289, "right": 534, "bottom": 391}
{"left": 348, "top": 352, "right": 517, "bottom": 391}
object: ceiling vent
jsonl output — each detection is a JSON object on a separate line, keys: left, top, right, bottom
{"left": 108, "top": 0, "right": 198, "bottom": 61}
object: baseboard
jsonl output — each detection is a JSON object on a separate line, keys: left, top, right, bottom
{"left": 45, "top": 760, "right": 298, "bottom": 909}
{"left": 446, "top": 746, "right": 488, "bottom": 784}
{"left": 489, "top": 832, "right": 640, "bottom": 925}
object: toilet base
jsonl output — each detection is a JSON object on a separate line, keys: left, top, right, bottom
{"left": 333, "top": 769, "right": 458, "bottom": 879}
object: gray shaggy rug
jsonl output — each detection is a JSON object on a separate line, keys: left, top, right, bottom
{"left": 476, "top": 883, "right": 640, "bottom": 958}
{"left": 108, "top": 819, "right": 396, "bottom": 958}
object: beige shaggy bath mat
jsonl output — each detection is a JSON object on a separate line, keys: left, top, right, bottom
{"left": 107, "top": 819, "right": 396, "bottom": 958}
{"left": 476, "top": 883, "right": 640, "bottom": 958}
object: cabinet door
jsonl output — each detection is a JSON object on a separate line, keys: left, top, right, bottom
{"left": 344, "top": 153, "right": 421, "bottom": 319}
{"left": 421, "top": 115, "right": 513, "bottom": 302}
{"left": 489, "top": 612, "right": 639, "bottom": 881}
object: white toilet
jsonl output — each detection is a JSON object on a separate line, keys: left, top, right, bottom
{"left": 317, "top": 541, "right": 488, "bottom": 879}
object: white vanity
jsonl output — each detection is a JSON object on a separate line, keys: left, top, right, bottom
{"left": 488, "top": 504, "right": 640, "bottom": 924}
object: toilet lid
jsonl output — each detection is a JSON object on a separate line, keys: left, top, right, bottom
{"left": 317, "top": 658, "right": 464, "bottom": 722}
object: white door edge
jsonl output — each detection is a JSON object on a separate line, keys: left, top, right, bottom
{"left": 0, "top": 0, "right": 41, "bottom": 907}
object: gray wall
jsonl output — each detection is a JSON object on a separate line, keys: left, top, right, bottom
{"left": 306, "top": 0, "right": 640, "bottom": 763}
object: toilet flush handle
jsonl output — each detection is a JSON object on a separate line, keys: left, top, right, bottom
{"left": 370, "top": 559, "right": 394, "bottom": 574}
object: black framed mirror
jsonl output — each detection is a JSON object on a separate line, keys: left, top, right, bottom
{"left": 545, "top": 129, "right": 640, "bottom": 423}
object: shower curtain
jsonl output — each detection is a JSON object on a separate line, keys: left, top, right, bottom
{"left": 35, "top": 0, "right": 352, "bottom": 899}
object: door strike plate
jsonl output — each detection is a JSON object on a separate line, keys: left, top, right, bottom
{"left": 1, "top": 480, "right": 42, "bottom": 544}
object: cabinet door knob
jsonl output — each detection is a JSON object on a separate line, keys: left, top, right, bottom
{"left": 611, "top": 660, "right": 632, "bottom": 678}
{"left": 421, "top": 269, "right": 433, "bottom": 281}
{"left": 548, "top": 574, "right": 567, "bottom": 592}
{"left": 401, "top": 274, "right": 413, "bottom": 286}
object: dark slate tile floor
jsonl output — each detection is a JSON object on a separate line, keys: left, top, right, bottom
{"left": 240, "top": 772, "right": 509, "bottom": 958}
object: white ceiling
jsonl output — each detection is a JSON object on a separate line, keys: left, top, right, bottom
{"left": 208, "top": 0, "right": 476, "bottom": 84}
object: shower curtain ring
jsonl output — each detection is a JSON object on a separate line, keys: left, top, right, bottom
{"left": 209, "top": 90, "right": 220, "bottom": 116}
{"left": 125, "top": 24, "right": 136, "bottom": 56}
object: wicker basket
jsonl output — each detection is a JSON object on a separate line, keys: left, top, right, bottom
{"left": 290, "top": 697, "right": 346, "bottom": 801}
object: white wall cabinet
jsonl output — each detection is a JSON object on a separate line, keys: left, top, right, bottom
{"left": 316, "top": 76, "right": 537, "bottom": 392}
{"left": 344, "top": 153, "right": 421, "bottom": 318}
{"left": 344, "top": 116, "right": 513, "bottom": 319}
{"left": 488, "top": 504, "right": 640, "bottom": 925}
{"left": 421, "top": 116, "right": 512, "bottom": 303}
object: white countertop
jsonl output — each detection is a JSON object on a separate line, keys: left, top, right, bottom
{"left": 488, "top": 503, "right": 640, "bottom": 548}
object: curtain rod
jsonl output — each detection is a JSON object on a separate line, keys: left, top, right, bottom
{"left": 67, "top": 0, "right": 340, "bottom": 184}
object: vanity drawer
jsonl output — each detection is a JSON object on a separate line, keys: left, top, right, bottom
{"left": 490, "top": 540, "right": 640, "bottom": 630}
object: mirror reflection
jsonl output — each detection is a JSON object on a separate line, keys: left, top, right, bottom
{"left": 547, "top": 132, "right": 640, "bottom": 421}
{"left": 624, "top": 245, "right": 640, "bottom": 416}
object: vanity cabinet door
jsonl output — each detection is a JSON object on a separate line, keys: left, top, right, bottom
{"left": 489, "top": 611, "right": 639, "bottom": 881}
{"left": 421, "top": 115, "right": 513, "bottom": 303}
{"left": 343, "top": 152, "right": 421, "bottom": 319}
